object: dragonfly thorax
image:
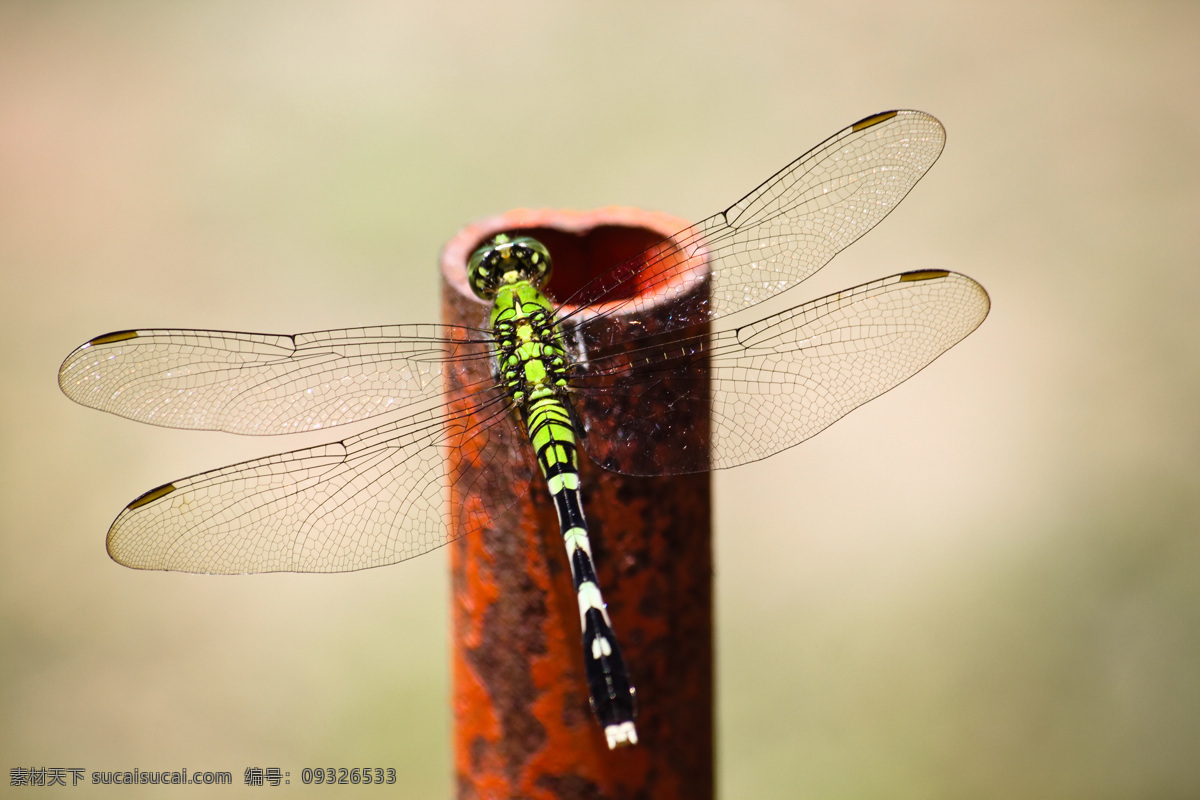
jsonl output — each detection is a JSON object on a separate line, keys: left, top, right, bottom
{"left": 467, "top": 233, "right": 553, "bottom": 300}
{"left": 492, "top": 294, "right": 569, "bottom": 408}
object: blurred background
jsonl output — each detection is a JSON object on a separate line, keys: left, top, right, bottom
{"left": 3, "top": 2, "right": 1198, "bottom": 797}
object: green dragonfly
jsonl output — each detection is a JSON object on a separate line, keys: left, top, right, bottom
{"left": 58, "top": 109, "right": 990, "bottom": 749}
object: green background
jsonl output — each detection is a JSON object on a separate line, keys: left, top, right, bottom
{"left": 3, "top": 2, "right": 1198, "bottom": 797}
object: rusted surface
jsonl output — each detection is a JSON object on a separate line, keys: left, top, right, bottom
{"left": 442, "top": 208, "right": 714, "bottom": 799}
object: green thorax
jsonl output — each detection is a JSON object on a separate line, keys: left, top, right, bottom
{"left": 468, "top": 234, "right": 570, "bottom": 411}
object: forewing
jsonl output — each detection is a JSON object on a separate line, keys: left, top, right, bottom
{"left": 106, "top": 388, "right": 533, "bottom": 573}
{"left": 561, "top": 110, "right": 946, "bottom": 344}
{"left": 573, "top": 271, "right": 989, "bottom": 475}
{"left": 59, "top": 325, "right": 492, "bottom": 435}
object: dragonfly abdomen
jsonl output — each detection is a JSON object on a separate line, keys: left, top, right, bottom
{"left": 527, "top": 395, "right": 638, "bottom": 748}
{"left": 550, "top": 470, "right": 639, "bottom": 749}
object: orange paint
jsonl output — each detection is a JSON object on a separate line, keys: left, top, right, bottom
{"left": 443, "top": 208, "right": 713, "bottom": 799}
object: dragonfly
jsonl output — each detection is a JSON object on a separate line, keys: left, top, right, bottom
{"left": 58, "top": 109, "right": 990, "bottom": 750}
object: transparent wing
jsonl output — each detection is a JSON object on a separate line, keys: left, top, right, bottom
{"left": 106, "top": 388, "right": 534, "bottom": 573}
{"left": 58, "top": 325, "right": 492, "bottom": 435}
{"left": 559, "top": 110, "right": 946, "bottom": 345}
{"left": 571, "top": 270, "right": 990, "bottom": 475}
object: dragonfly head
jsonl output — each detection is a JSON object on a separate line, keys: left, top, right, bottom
{"left": 467, "top": 234, "right": 553, "bottom": 300}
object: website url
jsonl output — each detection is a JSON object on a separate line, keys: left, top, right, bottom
{"left": 91, "top": 769, "right": 232, "bottom": 785}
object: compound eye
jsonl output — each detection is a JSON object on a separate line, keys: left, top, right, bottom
{"left": 520, "top": 238, "right": 553, "bottom": 288}
{"left": 467, "top": 236, "right": 506, "bottom": 300}
{"left": 467, "top": 233, "right": 552, "bottom": 298}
